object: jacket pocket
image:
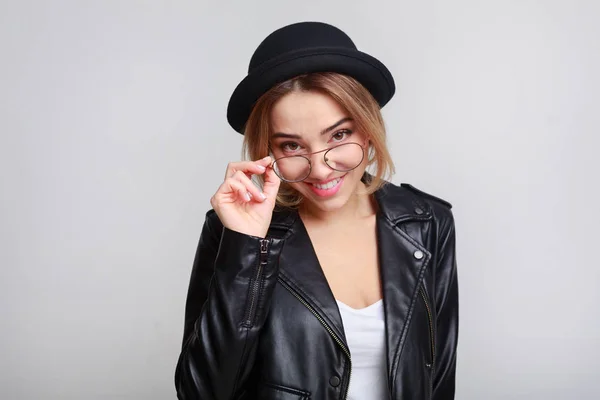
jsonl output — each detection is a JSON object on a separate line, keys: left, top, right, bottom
{"left": 420, "top": 286, "right": 435, "bottom": 398}
{"left": 419, "top": 286, "right": 435, "bottom": 367}
{"left": 257, "top": 382, "right": 311, "bottom": 399}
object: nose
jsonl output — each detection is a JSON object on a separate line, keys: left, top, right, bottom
{"left": 307, "top": 151, "right": 334, "bottom": 181}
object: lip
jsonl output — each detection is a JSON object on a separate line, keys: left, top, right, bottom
{"left": 304, "top": 175, "right": 345, "bottom": 198}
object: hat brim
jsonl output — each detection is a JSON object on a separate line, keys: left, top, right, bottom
{"left": 227, "top": 46, "right": 395, "bottom": 134}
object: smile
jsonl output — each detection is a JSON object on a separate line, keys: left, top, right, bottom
{"left": 305, "top": 175, "right": 345, "bottom": 197}
{"left": 311, "top": 177, "right": 342, "bottom": 190}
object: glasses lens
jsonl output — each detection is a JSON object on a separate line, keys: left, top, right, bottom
{"left": 324, "top": 143, "right": 364, "bottom": 172}
{"left": 273, "top": 156, "right": 311, "bottom": 182}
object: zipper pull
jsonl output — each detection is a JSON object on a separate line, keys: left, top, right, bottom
{"left": 260, "top": 239, "right": 269, "bottom": 264}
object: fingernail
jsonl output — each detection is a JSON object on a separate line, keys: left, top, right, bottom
{"left": 260, "top": 192, "right": 267, "bottom": 200}
{"left": 245, "top": 192, "right": 251, "bottom": 201}
{"left": 257, "top": 165, "right": 266, "bottom": 171}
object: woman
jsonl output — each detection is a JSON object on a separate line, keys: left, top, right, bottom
{"left": 175, "top": 21, "right": 458, "bottom": 400}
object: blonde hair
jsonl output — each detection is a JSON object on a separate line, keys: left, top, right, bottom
{"left": 242, "top": 72, "right": 395, "bottom": 208}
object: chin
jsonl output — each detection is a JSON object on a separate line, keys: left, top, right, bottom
{"left": 303, "top": 193, "right": 352, "bottom": 213}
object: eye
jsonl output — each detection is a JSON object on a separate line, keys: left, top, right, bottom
{"left": 281, "top": 142, "right": 302, "bottom": 153}
{"left": 331, "top": 129, "right": 353, "bottom": 142}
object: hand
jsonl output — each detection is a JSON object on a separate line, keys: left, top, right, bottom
{"left": 210, "top": 156, "right": 281, "bottom": 238}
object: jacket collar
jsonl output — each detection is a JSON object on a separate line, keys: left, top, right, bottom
{"left": 269, "top": 180, "right": 433, "bottom": 229}
{"left": 374, "top": 181, "right": 433, "bottom": 224}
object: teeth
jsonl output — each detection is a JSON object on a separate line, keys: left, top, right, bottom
{"left": 312, "top": 178, "right": 341, "bottom": 190}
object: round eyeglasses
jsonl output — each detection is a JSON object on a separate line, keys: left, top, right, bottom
{"left": 271, "top": 142, "right": 366, "bottom": 183}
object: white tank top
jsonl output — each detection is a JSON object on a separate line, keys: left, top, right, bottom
{"left": 336, "top": 299, "right": 388, "bottom": 399}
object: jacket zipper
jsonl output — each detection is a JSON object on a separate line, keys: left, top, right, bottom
{"left": 419, "top": 286, "right": 435, "bottom": 394}
{"left": 244, "top": 239, "right": 269, "bottom": 326}
{"left": 279, "top": 278, "right": 352, "bottom": 399}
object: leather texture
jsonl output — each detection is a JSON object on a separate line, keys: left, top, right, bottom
{"left": 175, "top": 180, "right": 459, "bottom": 400}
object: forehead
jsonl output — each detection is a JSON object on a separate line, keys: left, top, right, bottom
{"left": 270, "top": 91, "right": 348, "bottom": 137}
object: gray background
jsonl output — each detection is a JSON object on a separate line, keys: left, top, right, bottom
{"left": 1, "top": 0, "right": 599, "bottom": 399}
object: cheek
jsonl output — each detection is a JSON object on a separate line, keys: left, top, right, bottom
{"left": 289, "top": 181, "right": 307, "bottom": 193}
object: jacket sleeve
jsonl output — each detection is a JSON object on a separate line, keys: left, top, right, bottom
{"left": 432, "top": 209, "right": 459, "bottom": 400}
{"left": 175, "top": 210, "right": 285, "bottom": 400}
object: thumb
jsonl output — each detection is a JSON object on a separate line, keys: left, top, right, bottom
{"left": 262, "top": 166, "right": 281, "bottom": 199}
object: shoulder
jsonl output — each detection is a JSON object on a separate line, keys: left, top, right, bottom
{"left": 399, "top": 183, "right": 452, "bottom": 210}
{"left": 377, "top": 181, "right": 454, "bottom": 229}
{"left": 375, "top": 182, "right": 454, "bottom": 239}
{"left": 397, "top": 183, "right": 456, "bottom": 244}
{"left": 376, "top": 180, "right": 453, "bottom": 211}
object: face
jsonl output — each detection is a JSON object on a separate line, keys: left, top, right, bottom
{"left": 269, "top": 90, "right": 369, "bottom": 213}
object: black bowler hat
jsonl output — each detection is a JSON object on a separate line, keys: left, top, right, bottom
{"left": 226, "top": 21, "right": 396, "bottom": 134}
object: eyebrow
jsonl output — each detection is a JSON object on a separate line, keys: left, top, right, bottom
{"left": 271, "top": 117, "right": 353, "bottom": 140}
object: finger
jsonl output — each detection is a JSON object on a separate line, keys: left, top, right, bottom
{"left": 232, "top": 170, "right": 267, "bottom": 202}
{"left": 262, "top": 165, "right": 281, "bottom": 199}
{"left": 256, "top": 155, "right": 272, "bottom": 167}
{"left": 230, "top": 179, "right": 252, "bottom": 202}
{"left": 225, "top": 158, "right": 270, "bottom": 179}
{"left": 216, "top": 177, "right": 251, "bottom": 203}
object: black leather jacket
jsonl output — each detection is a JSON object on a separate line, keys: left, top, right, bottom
{"left": 175, "top": 181, "right": 459, "bottom": 399}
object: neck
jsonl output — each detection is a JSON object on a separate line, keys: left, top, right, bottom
{"left": 298, "top": 181, "right": 376, "bottom": 225}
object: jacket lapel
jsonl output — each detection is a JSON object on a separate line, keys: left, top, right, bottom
{"left": 376, "top": 215, "right": 431, "bottom": 382}
{"left": 276, "top": 213, "right": 347, "bottom": 342}
{"left": 374, "top": 184, "right": 433, "bottom": 386}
